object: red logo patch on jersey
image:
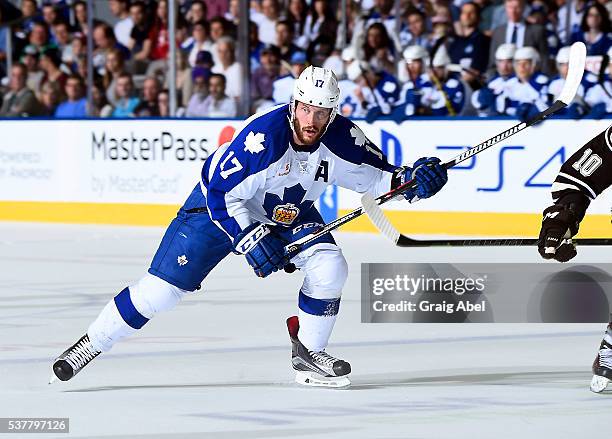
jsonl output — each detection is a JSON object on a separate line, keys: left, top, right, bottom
{"left": 272, "top": 203, "right": 300, "bottom": 225}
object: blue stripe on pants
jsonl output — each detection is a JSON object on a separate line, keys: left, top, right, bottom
{"left": 114, "top": 288, "right": 150, "bottom": 329}
{"left": 298, "top": 291, "right": 340, "bottom": 316}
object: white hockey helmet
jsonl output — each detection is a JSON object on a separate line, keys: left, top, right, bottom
{"left": 495, "top": 43, "right": 516, "bottom": 60}
{"left": 341, "top": 46, "right": 357, "bottom": 62}
{"left": 513, "top": 46, "right": 540, "bottom": 67}
{"left": 432, "top": 45, "right": 451, "bottom": 67}
{"left": 403, "top": 45, "right": 429, "bottom": 64}
{"left": 290, "top": 66, "right": 340, "bottom": 133}
{"left": 556, "top": 46, "right": 571, "bottom": 64}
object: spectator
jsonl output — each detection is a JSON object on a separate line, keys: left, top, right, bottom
{"left": 503, "top": 46, "right": 549, "bottom": 121}
{"left": 489, "top": 0, "right": 550, "bottom": 75}
{"left": 250, "top": 44, "right": 281, "bottom": 109}
{"left": 184, "top": 20, "right": 213, "bottom": 67}
{"left": 102, "top": 48, "right": 126, "bottom": 106}
{"left": 146, "top": 0, "right": 171, "bottom": 62}
{"left": 210, "top": 16, "right": 234, "bottom": 65}
{"left": 187, "top": 1, "right": 207, "bottom": 30}
{"left": 109, "top": 0, "right": 134, "bottom": 48}
{"left": 198, "top": 73, "right": 237, "bottom": 117}
{"left": 304, "top": 0, "right": 338, "bottom": 45}
{"left": 19, "top": 0, "right": 39, "bottom": 35}
{"left": 134, "top": 76, "right": 161, "bottom": 116}
{"left": 39, "top": 47, "right": 68, "bottom": 98}
{"left": 185, "top": 67, "right": 211, "bottom": 117}
{"left": 307, "top": 34, "right": 334, "bottom": 67}
{"left": 472, "top": 43, "right": 516, "bottom": 116}
{"left": 157, "top": 89, "right": 170, "bottom": 117}
{"left": 392, "top": 45, "right": 435, "bottom": 119}
{"left": 585, "top": 47, "right": 612, "bottom": 118}
{"left": 249, "top": 21, "right": 265, "bottom": 70}
{"left": 556, "top": 0, "right": 587, "bottom": 45}
{"left": 0, "top": 64, "right": 42, "bottom": 117}
{"left": 55, "top": 75, "right": 88, "bottom": 117}
{"left": 362, "top": 0, "right": 398, "bottom": 40}
{"left": 91, "top": 83, "right": 114, "bottom": 117}
{"left": 73, "top": 1, "right": 91, "bottom": 36}
{"left": 399, "top": 9, "right": 430, "bottom": 48}
{"left": 449, "top": 2, "right": 491, "bottom": 74}
{"left": 275, "top": 20, "right": 300, "bottom": 62}
{"left": 252, "top": 0, "right": 279, "bottom": 45}
{"left": 93, "top": 23, "right": 129, "bottom": 75}
{"left": 53, "top": 21, "right": 74, "bottom": 66}
{"left": 212, "top": 37, "right": 243, "bottom": 101}
{"left": 570, "top": 3, "right": 612, "bottom": 56}
{"left": 28, "top": 22, "right": 50, "bottom": 53}
{"left": 346, "top": 60, "right": 400, "bottom": 121}
{"left": 127, "top": 1, "right": 151, "bottom": 73}
{"left": 111, "top": 73, "right": 140, "bottom": 117}
{"left": 225, "top": 0, "right": 240, "bottom": 25}
{"left": 287, "top": 0, "right": 309, "bottom": 48}
{"left": 21, "top": 45, "right": 45, "bottom": 96}
{"left": 272, "top": 51, "right": 308, "bottom": 104}
{"left": 70, "top": 34, "right": 87, "bottom": 72}
{"left": 527, "top": 1, "right": 560, "bottom": 60}
{"left": 39, "top": 81, "right": 62, "bottom": 116}
{"left": 42, "top": 3, "right": 58, "bottom": 43}
{"left": 361, "top": 22, "right": 397, "bottom": 75}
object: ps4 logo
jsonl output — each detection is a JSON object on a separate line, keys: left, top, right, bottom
{"left": 314, "top": 79, "right": 324, "bottom": 88}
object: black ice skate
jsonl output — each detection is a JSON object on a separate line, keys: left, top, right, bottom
{"left": 286, "top": 316, "right": 351, "bottom": 388}
{"left": 49, "top": 334, "right": 101, "bottom": 383}
{"left": 590, "top": 317, "right": 612, "bottom": 393}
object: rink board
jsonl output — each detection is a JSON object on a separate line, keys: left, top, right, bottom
{"left": 0, "top": 118, "right": 609, "bottom": 237}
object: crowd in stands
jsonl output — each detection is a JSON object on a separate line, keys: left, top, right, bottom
{"left": 0, "top": 0, "right": 611, "bottom": 119}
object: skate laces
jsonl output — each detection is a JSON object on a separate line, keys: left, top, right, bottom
{"left": 309, "top": 350, "right": 337, "bottom": 367}
{"left": 599, "top": 347, "right": 612, "bottom": 369}
{"left": 64, "top": 336, "right": 100, "bottom": 370}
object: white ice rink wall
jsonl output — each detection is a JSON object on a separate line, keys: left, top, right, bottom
{"left": 0, "top": 118, "right": 609, "bottom": 237}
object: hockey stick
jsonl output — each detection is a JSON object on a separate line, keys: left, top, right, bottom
{"left": 359, "top": 42, "right": 589, "bottom": 248}
{"left": 359, "top": 198, "right": 611, "bottom": 247}
{"left": 282, "top": 42, "right": 587, "bottom": 260}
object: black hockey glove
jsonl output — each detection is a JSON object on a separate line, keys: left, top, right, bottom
{"left": 537, "top": 204, "right": 580, "bottom": 262}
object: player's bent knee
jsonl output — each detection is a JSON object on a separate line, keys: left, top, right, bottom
{"left": 302, "top": 246, "right": 348, "bottom": 300}
{"left": 128, "top": 273, "right": 189, "bottom": 319}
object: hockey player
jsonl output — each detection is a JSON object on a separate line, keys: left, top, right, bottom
{"left": 345, "top": 59, "right": 400, "bottom": 122}
{"left": 471, "top": 43, "right": 516, "bottom": 117}
{"left": 537, "top": 125, "right": 612, "bottom": 393}
{"left": 51, "top": 66, "right": 448, "bottom": 388}
{"left": 392, "top": 45, "right": 465, "bottom": 121}
{"left": 503, "top": 46, "right": 550, "bottom": 121}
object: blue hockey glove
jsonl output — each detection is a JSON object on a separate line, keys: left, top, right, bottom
{"left": 516, "top": 103, "right": 539, "bottom": 122}
{"left": 476, "top": 87, "right": 495, "bottom": 109}
{"left": 401, "top": 157, "right": 448, "bottom": 202}
{"left": 233, "top": 223, "right": 288, "bottom": 278}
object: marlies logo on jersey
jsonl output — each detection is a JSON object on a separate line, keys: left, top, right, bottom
{"left": 272, "top": 203, "right": 300, "bottom": 225}
{"left": 177, "top": 255, "right": 188, "bottom": 266}
{"left": 244, "top": 131, "right": 266, "bottom": 154}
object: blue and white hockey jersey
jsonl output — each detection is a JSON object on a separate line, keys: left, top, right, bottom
{"left": 471, "top": 73, "right": 514, "bottom": 116}
{"left": 502, "top": 73, "right": 550, "bottom": 117}
{"left": 193, "top": 105, "right": 398, "bottom": 238}
{"left": 584, "top": 75, "right": 612, "bottom": 118}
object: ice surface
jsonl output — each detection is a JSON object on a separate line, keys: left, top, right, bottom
{"left": 0, "top": 222, "right": 610, "bottom": 438}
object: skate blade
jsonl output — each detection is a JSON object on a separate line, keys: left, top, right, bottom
{"left": 295, "top": 371, "right": 350, "bottom": 389}
{"left": 590, "top": 375, "right": 610, "bottom": 393}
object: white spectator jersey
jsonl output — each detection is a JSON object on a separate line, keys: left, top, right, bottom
{"left": 198, "top": 104, "right": 399, "bottom": 238}
{"left": 471, "top": 74, "right": 514, "bottom": 115}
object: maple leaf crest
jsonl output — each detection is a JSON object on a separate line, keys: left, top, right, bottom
{"left": 350, "top": 126, "right": 366, "bottom": 147}
{"left": 244, "top": 131, "right": 266, "bottom": 154}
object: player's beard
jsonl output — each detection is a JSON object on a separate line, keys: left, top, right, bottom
{"left": 294, "top": 117, "right": 326, "bottom": 145}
